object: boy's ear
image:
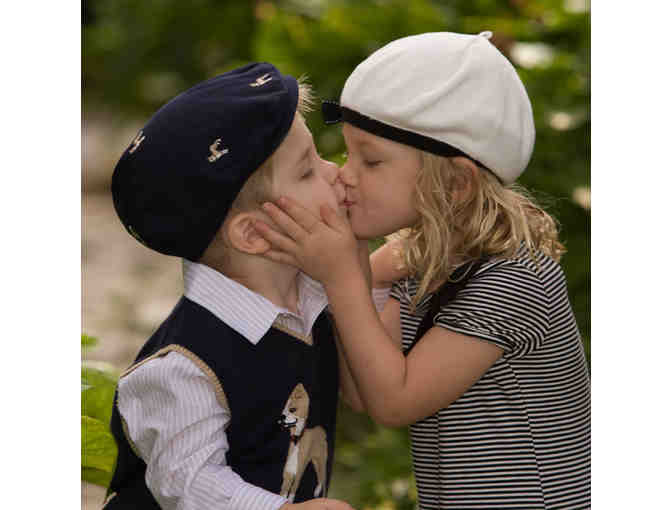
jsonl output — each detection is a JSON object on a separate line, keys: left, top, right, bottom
{"left": 226, "top": 212, "right": 271, "bottom": 254}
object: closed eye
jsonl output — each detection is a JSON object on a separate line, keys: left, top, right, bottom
{"left": 364, "top": 160, "right": 382, "bottom": 167}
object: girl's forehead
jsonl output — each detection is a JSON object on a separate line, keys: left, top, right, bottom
{"left": 343, "top": 122, "right": 415, "bottom": 155}
{"left": 343, "top": 123, "right": 387, "bottom": 147}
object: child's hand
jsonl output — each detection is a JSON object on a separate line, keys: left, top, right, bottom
{"left": 370, "top": 239, "right": 409, "bottom": 287}
{"left": 279, "top": 498, "right": 356, "bottom": 510}
{"left": 255, "top": 197, "right": 361, "bottom": 287}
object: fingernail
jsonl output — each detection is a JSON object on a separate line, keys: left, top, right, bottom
{"left": 277, "top": 197, "right": 287, "bottom": 206}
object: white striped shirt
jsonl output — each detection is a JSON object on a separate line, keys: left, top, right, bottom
{"left": 116, "top": 261, "right": 330, "bottom": 510}
{"left": 390, "top": 248, "right": 590, "bottom": 509}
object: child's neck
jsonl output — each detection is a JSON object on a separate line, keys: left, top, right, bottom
{"left": 214, "top": 252, "right": 301, "bottom": 315}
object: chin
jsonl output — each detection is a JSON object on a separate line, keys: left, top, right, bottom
{"left": 351, "top": 221, "right": 392, "bottom": 240}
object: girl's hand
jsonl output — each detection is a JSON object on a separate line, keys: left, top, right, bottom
{"left": 370, "top": 239, "right": 409, "bottom": 288}
{"left": 254, "top": 197, "right": 361, "bottom": 287}
{"left": 279, "top": 498, "right": 356, "bottom": 510}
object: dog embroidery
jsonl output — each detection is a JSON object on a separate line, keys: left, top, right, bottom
{"left": 277, "top": 383, "right": 328, "bottom": 502}
{"left": 250, "top": 73, "right": 273, "bottom": 87}
{"left": 128, "top": 130, "right": 145, "bottom": 154}
{"left": 207, "top": 138, "right": 229, "bottom": 162}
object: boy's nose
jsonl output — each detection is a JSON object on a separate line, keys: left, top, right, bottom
{"left": 339, "top": 162, "right": 358, "bottom": 187}
{"left": 323, "top": 159, "right": 340, "bottom": 185}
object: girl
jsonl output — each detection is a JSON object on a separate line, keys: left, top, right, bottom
{"left": 255, "top": 32, "right": 590, "bottom": 509}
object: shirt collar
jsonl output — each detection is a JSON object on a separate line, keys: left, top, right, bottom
{"left": 182, "top": 260, "right": 328, "bottom": 344}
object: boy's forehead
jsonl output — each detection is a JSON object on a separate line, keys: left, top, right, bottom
{"left": 273, "top": 114, "right": 313, "bottom": 168}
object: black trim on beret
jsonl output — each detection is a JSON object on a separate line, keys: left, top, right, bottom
{"left": 321, "top": 100, "right": 501, "bottom": 183}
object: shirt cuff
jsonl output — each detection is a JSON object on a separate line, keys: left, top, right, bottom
{"left": 228, "top": 480, "right": 289, "bottom": 510}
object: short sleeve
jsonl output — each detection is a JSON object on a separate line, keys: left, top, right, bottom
{"left": 434, "top": 261, "right": 551, "bottom": 359}
{"left": 389, "top": 279, "right": 407, "bottom": 302}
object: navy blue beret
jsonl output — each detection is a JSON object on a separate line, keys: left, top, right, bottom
{"left": 111, "top": 62, "right": 299, "bottom": 261}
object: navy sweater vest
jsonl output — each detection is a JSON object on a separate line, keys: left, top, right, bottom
{"left": 105, "top": 296, "right": 340, "bottom": 508}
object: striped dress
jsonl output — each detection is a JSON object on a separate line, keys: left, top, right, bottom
{"left": 390, "top": 248, "right": 590, "bottom": 509}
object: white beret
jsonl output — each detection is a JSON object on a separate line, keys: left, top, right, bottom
{"left": 336, "top": 31, "right": 535, "bottom": 184}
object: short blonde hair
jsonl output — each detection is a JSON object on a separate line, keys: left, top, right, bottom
{"left": 199, "top": 78, "right": 315, "bottom": 265}
{"left": 390, "top": 152, "right": 566, "bottom": 309}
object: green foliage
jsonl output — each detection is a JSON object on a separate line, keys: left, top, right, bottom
{"left": 82, "top": 335, "right": 119, "bottom": 488}
{"left": 82, "top": 333, "right": 98, "bottom": 349}
{"left": 82, "top": 416, "right": 118, "bottom": 487}
{"left": 332, "top": 404, "right": 416, "bottom": 509}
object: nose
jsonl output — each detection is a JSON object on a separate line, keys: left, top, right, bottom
{"left": 339, "top": 160, "right": 358, "bottom": 187}
{"left": 322, "top": 158, "right": 340, "bottom": 186}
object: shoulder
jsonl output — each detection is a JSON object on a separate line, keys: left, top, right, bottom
{"left": 119, "top": 349, "right": 211, "bottom": 390}
{"left": 471, "top": 248, "right": 562, "bottom": 296}
{"left": 118, "top": 349, "right": 229, "bottom": 414}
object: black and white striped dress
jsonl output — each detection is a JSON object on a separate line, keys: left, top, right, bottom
{"left": 390, "top": 248, "right": 590, "bottom": 509}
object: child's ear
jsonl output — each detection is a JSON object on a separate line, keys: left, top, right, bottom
{"left": 226, "top": 212, "right": 271, "bottom": 254}
{"left": 451, "top": 157, "right": 479, "bottom": 200}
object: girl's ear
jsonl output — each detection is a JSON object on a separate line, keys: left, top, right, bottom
{"left": 451, "top": 157, "right": 480, "bottom": 201}
{"left": 226, "top": 212, "right": 271, "bottom": 254}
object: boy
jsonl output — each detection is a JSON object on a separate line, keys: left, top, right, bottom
{"left": 104, "top": 63, "right": 360, "bottom": 510}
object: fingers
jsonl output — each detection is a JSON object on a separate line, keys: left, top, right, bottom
{"left": 319, "top": 204, "right": 346, "bottom": 231}
{"left": 262, "top": 249, "right": 299, "bottom": 267}
{"left": 310, "top": 498, "right": 356, "bottom": 510}
{"left": 253, "top": 219, "right": 298, "bottom": 254}
{"left": 266, "top": 197, "right": 322, "bottom": 235}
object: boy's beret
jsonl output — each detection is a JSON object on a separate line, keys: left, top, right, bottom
{"left": 111, "top": 62, "right": 298, "bottom": 261}
{"left": 323, "top": 31, "right": 535, "bottom": 184}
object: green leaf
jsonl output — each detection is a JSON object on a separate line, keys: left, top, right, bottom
{"left": 82, "top": 333, "right": 98, "bottom": 349}
{"left": 82, "top": 416, "right": 118, "bottom": 475}
{"left": 82, "top": 365, "right": 117, "bottom": 425}
{"left": 82, "top": 466, "right": 114, "bottom": 488}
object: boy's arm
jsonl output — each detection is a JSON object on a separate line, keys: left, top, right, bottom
{"left": 118, "top": 352, "right": 354, "bottom": 510}
{"left": 117, "top": 352, "right": 288, "bottom": 510}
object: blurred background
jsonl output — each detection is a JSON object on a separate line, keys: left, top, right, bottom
{"left": 82, "top": 0, "right": 589, "bottom": 508}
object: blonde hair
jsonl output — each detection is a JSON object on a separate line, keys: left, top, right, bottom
{"left": 390, "top": 152, "right": 566, "bottom": 309}
{"left": 199, "top": 77, "right": 315, "bottom": 265}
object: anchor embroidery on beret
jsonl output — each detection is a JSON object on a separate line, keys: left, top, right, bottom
{"left": 128, "top": 130, "right": 145, "bottom": 154}
{"left": 208, "top": 138, "right": 229, "bottom": 163}
{"left": 250, "top": 73, "right": 273, "bottom": 87}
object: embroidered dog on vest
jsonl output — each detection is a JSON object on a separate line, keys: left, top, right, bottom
{"left": 277, "top": 383, "right": 328, "bottom": 502}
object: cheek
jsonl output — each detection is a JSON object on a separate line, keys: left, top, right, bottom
{"left": 286, "top": 182, "right": 337, "bottom": 215}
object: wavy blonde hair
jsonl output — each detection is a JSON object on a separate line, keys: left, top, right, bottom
{"left": 389, "top": 152, "right": 566, "bottom": 309}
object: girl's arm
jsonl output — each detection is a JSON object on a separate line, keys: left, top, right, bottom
{"left": 256, "top": 198, "right": 503, "bottom": 427}
{"left": 324, "top": 266, "right": 502, "bottom": 427}
{"left": 335, "top": 239, "right": 374, "bottom": 413}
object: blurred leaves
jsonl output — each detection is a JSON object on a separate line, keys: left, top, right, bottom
{"left": 82, "top": 416, "right": 117, "bottom": 487}
{"left": 82, "top": 334, "right": 119, "bottom": 488}
{"left": 84, "top": 0, "right": 589, "bottom": 505}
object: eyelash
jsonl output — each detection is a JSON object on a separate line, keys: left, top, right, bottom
{"left": 364, "top": 160, "right": 381, "bottom": 167}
